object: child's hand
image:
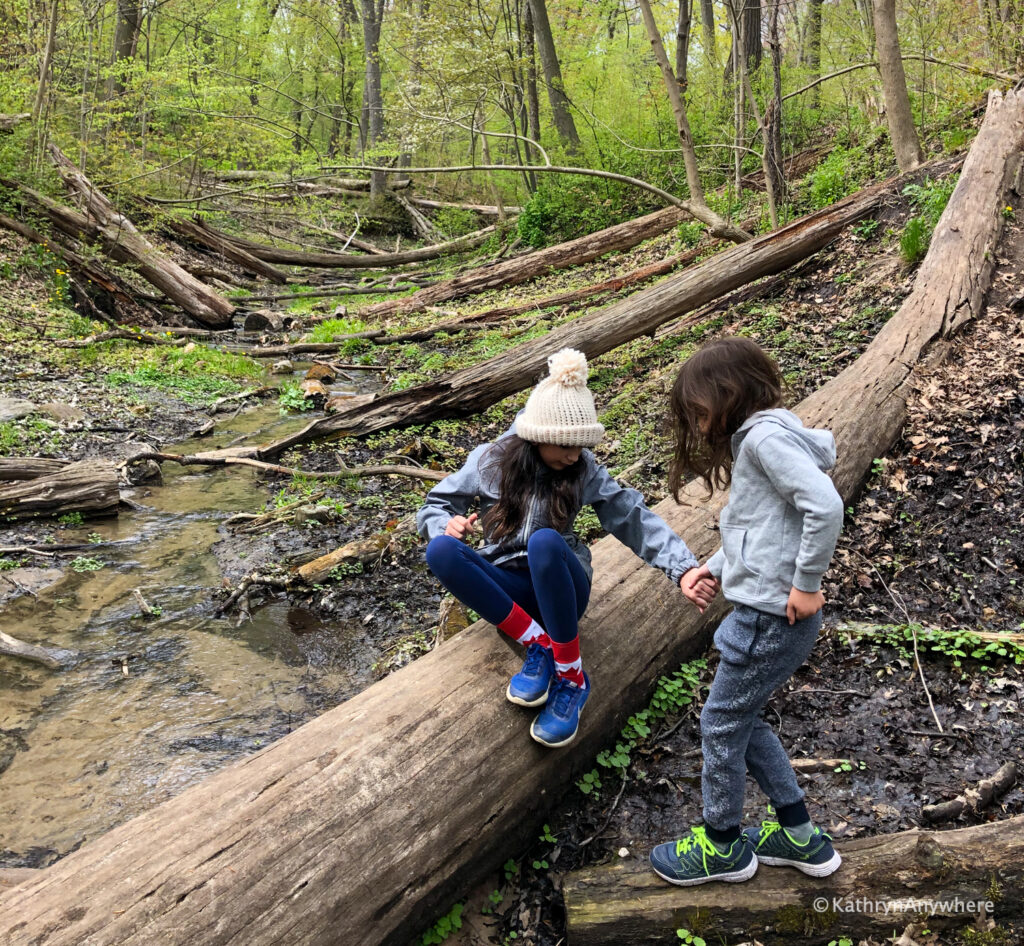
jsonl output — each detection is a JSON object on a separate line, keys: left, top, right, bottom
{"left": 445, "top": 513, "right": 479, "bottom": 541}
{"left": 786, "top": 587, "right": 825, "bottom": 624}
{"left": 679, "top": 564, "right": 718, "bottom": 614}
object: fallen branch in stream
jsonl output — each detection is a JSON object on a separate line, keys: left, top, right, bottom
{"left": 0, "top": 629, "right": 67, "bottom": 669}
{"left": 55, "top": 330, "right": 189, "bottom": 349}
{"left": 121, "top": 451, "right": 448, "bottom": 483}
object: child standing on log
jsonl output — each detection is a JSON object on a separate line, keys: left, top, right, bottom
{"left": 649, "top": 336, "right": 844, "bottom": 885}
{"left": 417, "top": 348, "right": 715, "bottom": 748}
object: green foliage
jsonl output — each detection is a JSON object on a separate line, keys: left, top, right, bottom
{"left": 328, "top": 561, "right": 364, "bottom": 579}
{"left": 278, "top": 381, "right": 315, "bottom": 413}
{"left": 419, "top": 902, "right": 463, "bottom": 945}
{"left": 676, "top": 930, "right": 706, "bottom": 946}
{"left": 432, "top": 206, "right": 479, "bottom": 238}
{"left": 854, "top": 623, "right": 1024, "bottom": 671}
{"left": 69, "top": 556, "right": 105, "bottom": 572}
{"left": 805, "top": 148, "right": 857, "bottom": 208}
{"left": 106, "top": 346, "right": 263, "bottom": 406}
{"left": 517, "top": 181, "right": 617, "bottom": 248}
{"left": 0, "top": 557, "right": 24, "bottom": 571}
{"left": 58, "top": 512, "right": 85, "bottom": 527}
{"left": 899, "top": 216, "right": 930, "bottom": 264}
{"left": 307, "top": 317, "right": 370, "bottom": 343}
{"left": 0, "top": 418, "right": 62, "bottom": 456}
{"left": 851, "top": 218, "right": 880, "bottom": 241}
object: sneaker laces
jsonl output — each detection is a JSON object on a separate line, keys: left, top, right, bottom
{"left": 674, "top": 825, "right": 722, "bottom": 868}
{"left": 549, "top": 677, "right": 579, "bottom": 716}
{"left": 522, "top": 643, "right": 548, "bottom": 675}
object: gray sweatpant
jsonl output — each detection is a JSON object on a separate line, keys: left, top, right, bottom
{"left": 701, "top": 604, "right": 822, "bottom": 831}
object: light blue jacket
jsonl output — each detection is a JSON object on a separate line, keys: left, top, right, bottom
{"left": 417, "top": 426, "right": 699, "bottom": 586}
{"left": 707, "top": 409, "right": 844, "bottom": 616}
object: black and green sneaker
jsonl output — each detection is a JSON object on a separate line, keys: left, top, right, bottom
{"left": 742, "top": 816, "right": 841, "bottom": 877}
{"left": 649, "top": 826, "right": 758, "bottom": 886}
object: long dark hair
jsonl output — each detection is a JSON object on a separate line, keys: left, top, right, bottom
{"left": 668, "top": 336, "right": 783, "bottom": 499}
{"left": 481, "top": 435, "right": 586, "bottom": 541}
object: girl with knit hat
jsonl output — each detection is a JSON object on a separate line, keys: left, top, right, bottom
{"left": 417, "top": 348, "right": 715, "bottom": 747}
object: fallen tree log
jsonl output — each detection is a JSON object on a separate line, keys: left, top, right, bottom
{"left": 222, "top": 223, "right": 498, "bottom": 268}
{"left": 563, "top": 815, "right": 1024, "bottom": 945}
{"left": 160, "top": 215, "right": 288, "bottom": 284}
{"left": 0, "top": 458, "right": 69, "bottom": 481}
{"left": 0, "top": 460, "right": 120, "bottom": 520}
{"left": 922, "top": 761, "right": 1017, "bottom": 824}
{"left": 0, "top": 88, "right": 1018, "bottom": 946}
{"left": 0, "top": 113, "right": 30, "bottom": 132}
{"left": 0, "top": 630, "right": 66, "bottom": 670}
{"left": 295, "top": 514, "right": 417, "bottom": 585}
{"left": 410, "top": 197, "right": 523, "bottom": 216}
{"left": 42, "top": 146, "right": 235, "bottom": 328}
{"left": 247, "top": 160, "right": 957, "bottom": 459}
{"left": 358, "top": 205, "right": 690, "bottom": 319}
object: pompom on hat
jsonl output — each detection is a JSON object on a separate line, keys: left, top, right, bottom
{"left": 516, "top": 348, "right": 605, "bottom": 447}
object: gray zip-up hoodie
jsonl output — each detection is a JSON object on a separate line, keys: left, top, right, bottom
{"left": 417, "top": 425, "right": 698, "bottom": 586}
{"left": 706, "top": 409, "right": 844, "bottom": 616}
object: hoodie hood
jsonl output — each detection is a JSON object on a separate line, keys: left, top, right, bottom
{"left": 732, "top": 408, "right": 836, "bottom": 471}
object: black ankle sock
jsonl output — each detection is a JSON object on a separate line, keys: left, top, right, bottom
{"left": 775, "top": 799, "right": 810, "bottom": 828}
{"left": 704, "top": 823, "right": 741, "bottom": 846}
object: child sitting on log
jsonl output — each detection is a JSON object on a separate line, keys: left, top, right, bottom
{"left": 649, "top": 336, "right": 844, "bottom": 885}
{"left": 416, "top": 348, "right": 714, "bottom": 748}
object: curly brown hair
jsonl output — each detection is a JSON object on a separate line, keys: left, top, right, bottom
{"left": 668, "top": 336, "right": 783, "bottom": 499}
{"left": 480, "top": 435, "right": 585, "bottom": 541}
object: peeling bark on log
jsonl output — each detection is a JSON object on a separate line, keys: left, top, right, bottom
{"left": 0, "top": 458, "right": 69, "bottom": 481}
{"left": 162, "top": 215, "right": 288, "bottom": 284}
{"left": 249, "top": 167, "right": 930, "bottom": 459}
{"left": 359, "top": 205, "right": 689, "bottom": 319}
{"left": 564, "top": 816, "right": 1024, "bottom": 945}
{"left": 222, "top": 224, "right": 497, "bottom": 268}
{"left": 0, "top": 460, "right": 120, "bottom": 520}
{"left": 45, "top": 147, "right": 235, "bottom": 328}
{"left": 0, "top": 90, "right": 1018, "bottom": 946}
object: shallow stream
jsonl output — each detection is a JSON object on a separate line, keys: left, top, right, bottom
{"left": 0, "top": 374, "right": 381, "bottom": 865}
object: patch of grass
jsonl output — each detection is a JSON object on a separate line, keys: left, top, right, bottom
{"left": 306, "top": 316, "right": 370, "bottom": 343}
{"left": 899, "top": 216, "right": 930, "bottom": 264}
{"left": 69, "top": 556, "right": 105, "bottom": 572}
{"left": 0, "top": 417, "right": 62, "bottom": 457}
{"left": 105, "top": 344, "right": 264, "bottom": 405}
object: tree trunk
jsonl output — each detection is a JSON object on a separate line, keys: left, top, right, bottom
{"left": 524, "top": 0, "right": 542, "bottom": 157}
{"left": 0, "top": 91, "right": 1018, "bottom": 946}
{"left": 564, "top": 816, "right": 1024, "bottom": 945}
{"left": 725, "top": 0, "right": 761, "bottom": 77}
{"left": 873, "top": 0, "right": 924, "bottom": 171}
{"left": 360, "top": 0, "right": 387, "bottom": 195}
{"left": 359, "top": 205, "right": 689, "bottom": 319}
{"left": 803, "top": 0, "right": 824, "bottom": 107}
{"left": 108, "top": 0, "right": 142, "bottom": 97}
{"left": 31, "top": 0, "right": 59, "bottom": 121}
{"left": 527, "top": 0, "right": 581, "bottom": 152}
{"left": 0, "top": 460, "right": 120, "bottom": 520}
{"left": 637, "top": 0, "right": 707, "bottom": 205}
{"left": 675, "top": 0, "right": 692, "bottom": 92}
{"left": 699, "top": 0, "right": 717, "bottom": 67}
{"left": 42, "top": 147, "right": 235, "bottom": 328}
{"left": 252, "top": 168, "right": 926, "bottom": 457}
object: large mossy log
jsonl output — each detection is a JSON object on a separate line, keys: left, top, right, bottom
{"left": 564, "top": 816, "right": 1024, "bottom": 945}
{"left": 0, "top": 90, "right": 1019, "bottom": 946}
{"left": 0, "top": 460, "right": 119, "bottom": 520}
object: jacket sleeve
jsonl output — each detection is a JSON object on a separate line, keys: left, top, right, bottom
{"left": 416, "top": 444, "right": 488, "bottom": 542}
{"left": 753, "top": 432, "right": 844, "bottom": 592}
{"left": 706, "top": 545, "right": 726, "bottom": 579}
{"left": 585, "top": 464, "right": 699, "bottom": 584}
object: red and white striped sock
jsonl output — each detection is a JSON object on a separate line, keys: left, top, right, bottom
{"left": 550, "top": 637, "right": 586, "bottom": 688}
{"left": 497, "top": 603, "right": 550, "bottom": 648}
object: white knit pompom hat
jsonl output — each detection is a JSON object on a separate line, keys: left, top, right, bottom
{"left": 516, "top": 348, "right": 605, "bottom": 447}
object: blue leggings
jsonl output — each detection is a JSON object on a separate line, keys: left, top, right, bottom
{"left": 424, "top": 529, "right": 590, "bottom": 643}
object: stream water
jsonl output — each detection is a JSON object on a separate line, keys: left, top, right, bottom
{"left": 0, "top": 374, "right": 381, "bottom": 865}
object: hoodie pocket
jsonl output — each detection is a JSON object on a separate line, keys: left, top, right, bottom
{"left": 720, "top": 525, "right": 763, "bottom": 596}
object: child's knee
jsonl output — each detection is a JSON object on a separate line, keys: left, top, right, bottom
{"left": 425, "top": 534, "right": 462, "bottom": 574}
{"left": 527, "top": 528, "right": 565, "bottom": 563}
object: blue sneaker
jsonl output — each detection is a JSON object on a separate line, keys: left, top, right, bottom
{"left": 529, "top": 672, "right": 590, "bottom": 747}
{"left": 649, "top": 826, "right": 758, "bottom": 886}
{"left": 506, "top": 643, "right": 555, "bottom": 707}
{"left": 743, "top": 816, "right": 842, "bottom": 877}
